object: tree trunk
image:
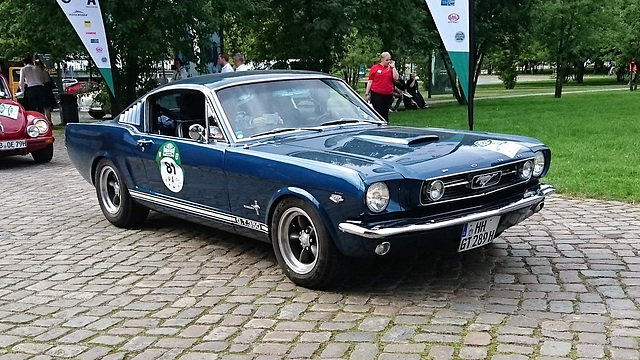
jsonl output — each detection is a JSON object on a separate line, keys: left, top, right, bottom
{"left": 554, "top": 62, "right": 563, "bottom": 98}
{"left": 576, "top": 61, "right": 585, "bottom": 84}
{"left": 554, "top": 17, "right": 565, "bottom": 99}
{"left": 437, "top": 44, "right": 465, "bottom": 105}
{"left": 472, "top": 50, "right": 484, "bottom": 100}
{"left": 125, "top": 55, "right": 139, "bottom": 106}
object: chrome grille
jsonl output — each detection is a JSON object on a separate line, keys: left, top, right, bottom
{"left": 420, "top": 160, "right": 530, "bottom": 206}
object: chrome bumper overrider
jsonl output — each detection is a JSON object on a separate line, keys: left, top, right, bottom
{"left": 338, "top": 184, "right": 556, "bottom": 239}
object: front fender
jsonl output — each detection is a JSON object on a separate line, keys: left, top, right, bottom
{"left": 265, "top": 186, "right": 367, "bottom": 256}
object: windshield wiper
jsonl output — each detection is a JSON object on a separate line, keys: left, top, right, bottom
{"left": 320, "top": 118, "right": 381, "bottom": 127}
{"left": 250, "top": 127, "right": 322, "bottom": 138}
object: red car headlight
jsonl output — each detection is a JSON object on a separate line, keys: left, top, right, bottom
{"left": 34, "top": 119, "right": 49, "bottom": 134}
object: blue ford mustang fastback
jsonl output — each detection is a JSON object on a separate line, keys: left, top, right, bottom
{"left": 66, "top": 71, "right": 555, "bottom": 289}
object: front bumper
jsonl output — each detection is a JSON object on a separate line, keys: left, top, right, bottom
{"left": 339, "top": 184, "right": 556, "bottom": 239}
{"left": 0, "top": 137, "right": 54, "bottom": 157}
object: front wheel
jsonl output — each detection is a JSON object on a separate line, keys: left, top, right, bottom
{"left": 271, "top": 198, "right": 345, "bottom": 289}
{"left": 94, "top": 159, "right": 149, "bottom": 228}
{"left": 32, "top": 144, "right": 53, "bottom": 163}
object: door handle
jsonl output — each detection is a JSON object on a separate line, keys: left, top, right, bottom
{"left": 137, "top": 139, "right": 154, "bottom": 147}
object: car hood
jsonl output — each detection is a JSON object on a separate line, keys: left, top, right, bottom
{"left": 249, "top": 126, "right": 546, "bottom": 180}
{"left": 0, "top": 99, "right": 27, "bottom": 139}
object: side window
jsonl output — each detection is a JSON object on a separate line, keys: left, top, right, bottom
{"left": 149, "top": 90, "right": 206, "bottom": 139}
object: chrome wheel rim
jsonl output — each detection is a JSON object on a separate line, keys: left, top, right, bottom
{"left": 98, "top": 165, "right": 122, "bottom": 215}
{"left": 277, "top": 207, "right": 319, "bottom": 275}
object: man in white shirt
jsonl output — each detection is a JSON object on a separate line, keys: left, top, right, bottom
{"left": 233, "top": 53, "right": 250, "bottom": 71}
{"left": 219, "top": 53, "right": 233, "bottom": 73}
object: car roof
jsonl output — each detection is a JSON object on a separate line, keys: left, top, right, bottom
{"left": 160, "top": 70, "right": 335, "bottom": 91}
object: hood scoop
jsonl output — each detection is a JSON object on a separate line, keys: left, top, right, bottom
{"left": 354, "top": 134, "right": 439, "bottom": 146}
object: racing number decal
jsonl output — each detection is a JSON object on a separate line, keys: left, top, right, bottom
{"left": 156, "top": 142, "right": 184, "bottom": 193}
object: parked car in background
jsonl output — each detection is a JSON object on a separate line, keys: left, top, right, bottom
{"left": 64, "top": 80, "right": 97, "bottom": 94}
{"left": 61, "top": 78, "right": 78, "bottom": 88}
{"left": 0, "top": 74, "right": 54, "bottom": 162}
{"left": 65, "top": 71, "right": 554, "bottom": 289}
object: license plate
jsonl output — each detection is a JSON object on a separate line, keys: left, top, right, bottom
{"left": 0, "top": 140, "right": 27, "bottom": 151}
{"left": 458, "top": 215, "right": 500, "bottom": 252}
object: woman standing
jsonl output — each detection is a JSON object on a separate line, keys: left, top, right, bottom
{"left": 365, "top": 52, "right": 399, "bottom": 122}
{"left": 35, "top": 59, "right": 57, "bottom": 124}
{"left": 18, "top": 53, "right": 46, "bottom": 114}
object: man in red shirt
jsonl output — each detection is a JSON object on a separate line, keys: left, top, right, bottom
{"left": 629, "top": 60, "right": 638, "bottom": 91}
{"left": 365, "top": 52, "right": 399, "bottom": 121}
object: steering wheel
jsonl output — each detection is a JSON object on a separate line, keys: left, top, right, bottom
{"left": 313, "top": 112, "right": 332, "bottom": 125}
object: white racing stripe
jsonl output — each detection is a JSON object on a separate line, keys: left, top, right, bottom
{"left": 130, "top": 190, "right": 269, "bottom": 233}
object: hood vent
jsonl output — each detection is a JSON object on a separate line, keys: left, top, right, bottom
{"left": 354, "top": 134, "right": 439, "bottom": 146}
{"left": 407, "top": 135, "right": 439, "bottom": 146}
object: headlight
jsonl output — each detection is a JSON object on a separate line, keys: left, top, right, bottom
{"left": 34, "top": 119, "right": 49, "bottom": 135}
{"left": 27, "top": 125, "right": 40, "bottom": 138}
{"left": 366, "top": 182, "right": 390, "bottom": 213}
{"left": 533, "top": 151, "right": 545, "bottom": 177}
{"left": 519, "top": 160, "right": 533, "bottom": 180}
{"left": 426, "top": 180, "right": 445, "bottom": 201}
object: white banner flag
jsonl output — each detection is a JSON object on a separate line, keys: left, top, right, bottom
{"left": 425, "top": 0, "right": 470, "bottom": 100}
{"left": 56, "top": 0, "right": 114, "bottom": 94}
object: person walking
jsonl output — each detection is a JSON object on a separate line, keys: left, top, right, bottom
{"left": 219, "top": 53, "right": 233, "bottom": 73}
{"left": 18, "top": 53, "right": 46, "bottom": 114}
{"left": 629, "top": 60, "right": 638, "bottom": 91}
{"left": 365, "top": 52, "right": 399, "bottom": 122}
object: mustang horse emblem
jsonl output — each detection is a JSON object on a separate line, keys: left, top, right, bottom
{"left": 471, "top": 171, "right": 501, "bottom": 189}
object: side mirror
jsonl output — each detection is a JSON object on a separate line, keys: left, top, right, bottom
{"left": 188, "top": 124, "right": 206, "bottom": 141}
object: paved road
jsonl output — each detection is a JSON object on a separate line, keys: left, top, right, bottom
{"left": 0, "top": 132, "right": 639, "bottom": 360}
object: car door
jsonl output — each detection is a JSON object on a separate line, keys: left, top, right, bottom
{"left": 133, "top": 88, "right": 233, "bottom": 230}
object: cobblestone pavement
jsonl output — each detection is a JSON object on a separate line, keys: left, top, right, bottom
{"left": 0, "top": 132, "right": 639, "bottom": 360}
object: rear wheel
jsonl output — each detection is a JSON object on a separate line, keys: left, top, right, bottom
{"left": 271, "top": 198, "right": 345, "bottom": 289}
{"left": 32, "top": 144, "right": 53, "bottom": 163}
{"left": 95, "top": 159, "right": 148, "bottom": 228}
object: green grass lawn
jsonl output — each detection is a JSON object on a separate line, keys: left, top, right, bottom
{"left": 390, "top": 90, "right": 640, "bottom": 203}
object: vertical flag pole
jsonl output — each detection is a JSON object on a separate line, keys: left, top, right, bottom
{"left": 468, "top": 0, "right": 474, "bottom": 131}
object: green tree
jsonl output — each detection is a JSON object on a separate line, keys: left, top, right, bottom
{"left": 0, "top": 0, "right": 81, "bottom": 60}
{"left": 1, "top": 0, "right": 219, "bottom": 111}
{"left": 610, "top": 1, "right": 640, "bottom": 79}
{"left": 334, "top": 30, "right": 381, "bottom": 89}
{"left": 471, "top": 0, "right": 533, "bottom": 98}
{"left": 533, "top": 0, "right": 608, "bottom": 97}
{"left": 102, "top": 0, "right": 218, "bottom": 109}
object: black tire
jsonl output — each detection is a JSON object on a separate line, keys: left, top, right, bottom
{"left": 271, "top": 198, "right": 345, "bottom": 289}
{"left": 94, "top": 159, "right": 149, "bottom": 228}
{"left": 31, "top": 144, "right": 53, "bottom": 163}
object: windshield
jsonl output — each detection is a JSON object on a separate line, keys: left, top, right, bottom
{"left": 215, "top": 78, "right": 381, "bottom": 140}
{"left": 0, "top": 76, "right": 11, "bottom": 99}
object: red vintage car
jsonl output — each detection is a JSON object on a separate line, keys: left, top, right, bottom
{"left": 0, "top": 74, "right": 54, "bottom": 162}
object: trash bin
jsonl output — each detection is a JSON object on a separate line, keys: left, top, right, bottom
{"left": 59, "top": 93, "right": 79, "bottom": 125}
